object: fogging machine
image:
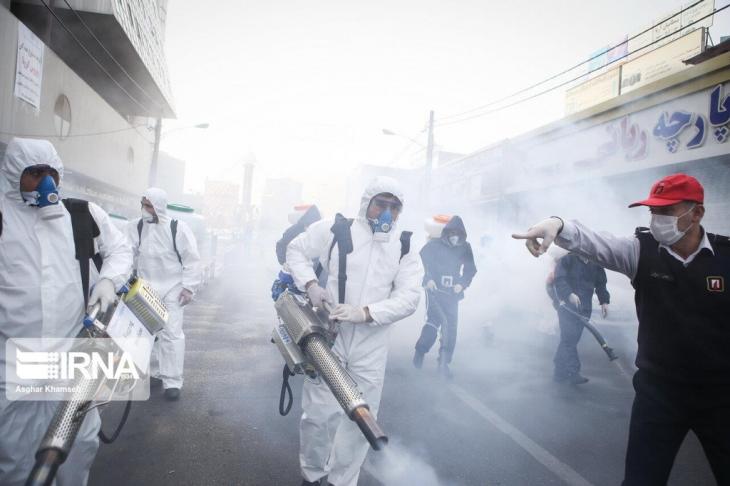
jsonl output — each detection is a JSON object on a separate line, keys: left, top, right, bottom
{"left": 272, "top": 290, "right": 388, "bottom": 451}
{"left": 26, "top": 277, "right": 168, "bottom": 486}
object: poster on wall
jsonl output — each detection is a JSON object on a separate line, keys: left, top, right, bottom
{"left": 14, "top": 23, "right": 44, "bottom": 110}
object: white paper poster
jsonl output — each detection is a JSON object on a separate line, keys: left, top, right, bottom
{"left": 105, "top": 301, "right": 155, "bottom": 374}
{"left": 14, "top": 23, "right": 44, "bottom": 109}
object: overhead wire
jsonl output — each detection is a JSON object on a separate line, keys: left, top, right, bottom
{"left": 38, "top": 0, "right": 158, "bottom": 117}
{"left": 436, "top": 1, "right": 724, "bottom": 128}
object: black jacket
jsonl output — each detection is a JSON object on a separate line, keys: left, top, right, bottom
{"left": 554, "top": 253, "right": 610, "bottom": 317}
{"left": 633, "top": 228, "right": 730, "bottom": 383}
{"left": 275, "top": 205, "right": 321, "bottom": 265}
{"left": 420, "top": 216, "right": 477, "bottom": 299}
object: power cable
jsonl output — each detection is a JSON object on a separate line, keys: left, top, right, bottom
{"left": 0, "top": 125, "right": 148, "bottom": 139}
{"left": 437, "top": 0, "right": 705, "bottom": 122}
{"left": 61, "top": 0, "right": 166, "bottom": 113}
{"left": 436, "top": 3, "right": 729, "bottom": 128}
{"left": 38, "top": 0, "right": 156, "bottom": 116}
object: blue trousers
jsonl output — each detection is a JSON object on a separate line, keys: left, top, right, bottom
{"left": 415, "top": 291, "right": 459, "bottom": 364}
{"left": 553, "top": 306, "right": 586, "bottom": 378}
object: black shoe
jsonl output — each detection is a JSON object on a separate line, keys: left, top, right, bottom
{"left": 300, "top": 480, "right": 321, "bottom": 486}
{"left": 567, "top": 374, "right": 589, "bottom": 385}
{"left": 164, "top": 387, "right": 181, "bottom": 400}
{"left": 150, "top": 377, "right": 163, "bottom": 388}
{"left": 412, "top": 351, "right": 424, "bottom": 369}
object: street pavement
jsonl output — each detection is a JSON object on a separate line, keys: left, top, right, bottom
{"left": 90, "top": 242, "right": 716, "bottom": 486}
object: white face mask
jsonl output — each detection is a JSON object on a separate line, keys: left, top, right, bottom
{"left": 141, "top": 209, "right": 156, "bottom": 223}
{"left": 448, "top": 235, "right": 460, "bottom": 246}
{"left": 650, "top": 205, "right": 695, "bottom": 246}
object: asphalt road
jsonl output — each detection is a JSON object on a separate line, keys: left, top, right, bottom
{"left": 90, "top": 243, "right": 716, "bottom": 486}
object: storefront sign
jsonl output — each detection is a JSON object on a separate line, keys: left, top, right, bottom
{"left": 565, "top": 68, "right": 621, "bottom": 115}
{"left": 621, "top": 28, "right": 704, "bottom": 94}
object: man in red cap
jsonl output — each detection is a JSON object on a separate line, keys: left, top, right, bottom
{"left": 513, "top": 173, "right": 730, "bottom": 485}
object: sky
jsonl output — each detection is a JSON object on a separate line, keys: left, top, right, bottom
{"left": 158, "top": 0, "right": 730, "bottom": 214}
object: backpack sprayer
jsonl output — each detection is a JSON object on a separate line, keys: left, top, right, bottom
{"left": 272, "top": 290, "right": 388, "bottom": 451}
{"left": 26, "top": 277, "right": 168, "bottom": 486}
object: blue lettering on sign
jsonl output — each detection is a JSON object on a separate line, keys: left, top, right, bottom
{"left": 709, "top": 84, "right": 730, "bottom": 127}
{"left": 687, "top": 115, "right": 706, "bottom": 149}
{"left": 653, "top": 111, "right": 692, "bottom": 140}
{"left": 653, "top": 111, "right": 707, "bottom": 152}
{"left": 709, "top": 84, "right": 730, "bottom": 143}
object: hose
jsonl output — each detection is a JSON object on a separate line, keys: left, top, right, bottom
{"left": 279, "top": 365, "right": 295, "bottom": 416}
{"left": 558, "top": 302, "right": 618, "bottom": 361}
{"left": 98, "top": 398, "right": 132, "bottom": 444}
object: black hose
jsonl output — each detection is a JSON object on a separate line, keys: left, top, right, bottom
{"left": 559, "top": 302, "right": 618, "bottom": 361}
{"left": 98, "top": 398, "right": 132, "bottom": 444}
{"left": 279, "top": 365, "right": 295, "bottom": 416}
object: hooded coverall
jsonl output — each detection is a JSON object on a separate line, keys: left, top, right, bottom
{"left": 126, "top": 188, "right": 202, "bottom": 390}
{"left": 0, "top": 138, "right": 132, "bottom": 485}
{"left": 287, "top": 176, "right": 422, "bottom": 486}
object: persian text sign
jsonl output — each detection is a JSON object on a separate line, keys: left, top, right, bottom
{"left": 621, "top": 28, "right": 704, "bottom": 94}
{"left": 14, "top": 23, "right": 44, "bottom": 109}
{"left": 565, "top": 68, "right": 621, "bottom": 115}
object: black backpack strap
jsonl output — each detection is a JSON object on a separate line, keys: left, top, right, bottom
{"left": 328, "top": 214, "right": 354, "bottom": 304}
{"left": 400, "top": 231, "right": 412, "bottom": 262}
{"left": 138, "top": 218, "right": 183, "bottom": 266}
{"left": 62, "top": 198, "right": 101, "bottom": 307}
{"left": 137, "top": 219, "right": 143, "bottom": 245}
{"left": 171, "top": 220, "right": 182, "bottom": 265}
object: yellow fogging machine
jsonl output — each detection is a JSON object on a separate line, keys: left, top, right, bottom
{"left": 26, "top": 277, "right": 168, "bottom": 486}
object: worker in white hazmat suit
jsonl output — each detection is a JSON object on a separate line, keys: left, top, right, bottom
{"left": 287, "top": 176, "right": 423, "bottom": 486}
{"left": 127, "top": 187, "right": 201, "bottom": 400}
{"left": 0, "top": 138, "right": 132, "bottom": 485}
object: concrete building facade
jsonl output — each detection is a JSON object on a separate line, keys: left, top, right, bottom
{"left": 0, "top": 0, "right": 174, "bottom": 217}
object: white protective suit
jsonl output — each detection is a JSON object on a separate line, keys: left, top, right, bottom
{"left": 287, "top": 177, "right": 423, "bottom": 486}
{"left": 126, "top": 188, "right": 201, "bottom": 389}
{"left": 0, "top": 138, "right": 132, "bottom": 485}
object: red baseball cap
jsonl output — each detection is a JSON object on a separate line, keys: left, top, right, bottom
{"left": 629, "top": 173, "right": 704, "bottom": 208}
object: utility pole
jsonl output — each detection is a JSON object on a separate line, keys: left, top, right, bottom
{"left": 424, "top": 110, "right": 435, "bottom": 199}
{"left": 148, "top": 116, "right": 162, "bottom": 187}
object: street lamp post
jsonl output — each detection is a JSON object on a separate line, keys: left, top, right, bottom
{"left": 148, "top": 120, "right": 210, "bottom": 186}
{"left": 149, "top": 117, "right": 163, "bottom": 187}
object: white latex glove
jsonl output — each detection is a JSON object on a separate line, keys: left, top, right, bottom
{"left": 601, "top": 303, "right": 609, "bottom": 318}
{"left": 178, "top": 288, "right": 193, "bottom": 306}
{"left": 306, "top": 282, "right": 333, "bottom": 308}
{"left": 328, "top": 304, "right": 367, "bottom": 323}
{"left": 568, "top": 293, "right": 582, "bottom": 309}
{"left": 89, "top": 278, "right": 117, "bottom": 313}
{"left": 511, "top": 217, "right": 564, "bottom": 257}
{"left": 425, "top": 280, "right": 437, "bottom": 291}
{"left": 453, "top": 284, "right": 464, "bottom": 294}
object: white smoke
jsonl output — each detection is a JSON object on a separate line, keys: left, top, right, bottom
{"left": 364, "top": 439, "right": 455, "bottom": 486}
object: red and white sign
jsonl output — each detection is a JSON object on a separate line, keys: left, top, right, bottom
{"left": 707, "top": 276, "right": 725, "bottom": 292}
{"left": 14, "top": 23, "right": 44, "bottom": 109}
